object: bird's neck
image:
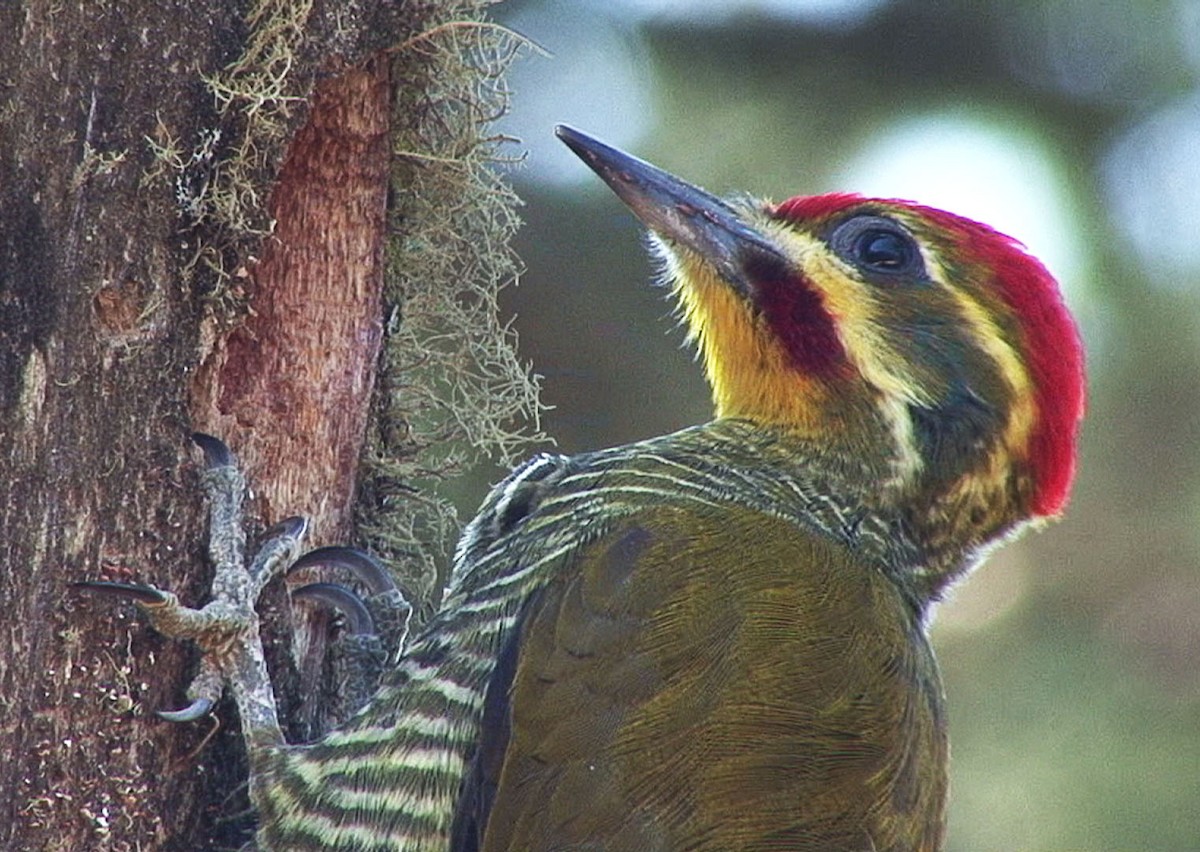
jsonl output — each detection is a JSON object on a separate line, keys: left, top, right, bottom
{"left": 640, "top": 418, "right": 1031, "bottom": 609}
{"left": 590, "top": 418, "right": 917, "bottom": 573}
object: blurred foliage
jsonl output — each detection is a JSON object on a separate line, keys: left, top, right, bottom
{"left": 474, "top": 0, "right": 1200, "bottom": 849}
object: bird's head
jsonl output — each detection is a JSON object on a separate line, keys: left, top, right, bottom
{"left": 557, "top": 126, "right": 1085, "bottom": 562}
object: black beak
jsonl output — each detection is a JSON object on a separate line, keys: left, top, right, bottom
{"left": 555, "top": 125, "right": 787, "bottom": 292}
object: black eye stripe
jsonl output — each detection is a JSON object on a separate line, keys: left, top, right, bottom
{"left": 828, "top": 214, "right": 926, "bottom": 280}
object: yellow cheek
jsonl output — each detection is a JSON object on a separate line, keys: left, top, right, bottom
{"left": 669, "top": 253, "right": 829, "bottom": 434}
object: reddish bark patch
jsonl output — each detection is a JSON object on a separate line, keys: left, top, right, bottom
{"left": 192, "top": 59, "right": 391, "bottom": 543}
{"left": 189, "top": 59, "right": 393, "bottom": 738}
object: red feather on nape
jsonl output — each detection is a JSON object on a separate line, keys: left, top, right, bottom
{"left": 917, "top": 206, "right": 1086, "bottom": 517}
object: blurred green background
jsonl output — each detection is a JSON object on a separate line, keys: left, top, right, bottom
{"left": 469, "top": 1, "right": 1200, "bottom": 848}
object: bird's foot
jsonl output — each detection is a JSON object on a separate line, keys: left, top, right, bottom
{"left": 287, "top": 547, "right": 412, "bottom": 724}
{"left": 76, "top": 433, "right": 413, "bottom": 743}
{"left": 76, "top": 433, "right": 300, "bottom": 746}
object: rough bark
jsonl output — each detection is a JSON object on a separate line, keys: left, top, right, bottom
{"left": 190, "top": 59, "right": 393, "bottom": 739}
{"left": 0, "top": 2, "right": 531, "bottom": 848}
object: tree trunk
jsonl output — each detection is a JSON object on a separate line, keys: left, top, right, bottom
{"left": 0, "top": 2, "right": 535, "bottom": 848}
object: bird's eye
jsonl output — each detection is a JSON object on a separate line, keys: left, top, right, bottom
{"left": 857, "top": 229, "right": 912, "bottom": 270}
{"left": 829, "top": 215, "right": 925, "bottom": 279}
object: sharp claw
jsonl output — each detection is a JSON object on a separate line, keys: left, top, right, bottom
{"left": 72, "top": 581, "right": 169, "bottom": 605}
{"left": 291, "top": 582, "right": 375, "bottom": 635}
{"left": 157, "top": 697, "right": 215, "bottom": 722}
{"left": 287, "top": 546, "right": 397, "bottom": 594}
{"left": 191, "top": 432, "right": 235, "bottom": 468}
{"left": 261, "top": 515, "right": 309, "bottom": 542}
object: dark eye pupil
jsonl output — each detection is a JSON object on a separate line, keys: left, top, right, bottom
{"left": 858, "top": 230, "right": 911, "bottom": 270}
{"left": 828, "top": 214, "right": 925, "bottom": 281}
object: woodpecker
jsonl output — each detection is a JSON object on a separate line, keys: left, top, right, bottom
{"left": 79, "top": 126, "right": 1084, "bottom": 851}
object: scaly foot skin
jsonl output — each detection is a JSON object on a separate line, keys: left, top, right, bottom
{"left": 77, "top": 433, "right": 300, "bottom": 748}
{"left": 77, "top": 433, "right": 413, "bottom": 746}
{"left": 288, "top": 547, "right": 413, "bottom": 725}
{"left": 288, "top": 546, "right": 412, "bottom": 664}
